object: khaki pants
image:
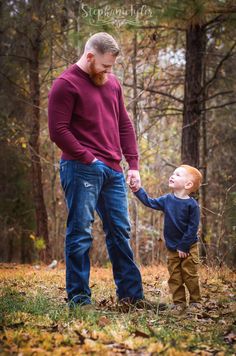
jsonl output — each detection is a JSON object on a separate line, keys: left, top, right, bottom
{"left": 167, "top": 243, "right": 201, "bottom": 305}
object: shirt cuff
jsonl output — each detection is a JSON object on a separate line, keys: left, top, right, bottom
{"left": 177, "top": 243, "right": 190, "bottom": 253}
{"left": 127, "top": 156, "right": 139, "bottom": 170}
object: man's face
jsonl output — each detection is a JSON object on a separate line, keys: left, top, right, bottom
{"left": 88, "top": 52, "right": 116, "bottom": 86}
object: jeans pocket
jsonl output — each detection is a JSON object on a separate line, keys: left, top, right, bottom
{"left": 60, "top": 159, "right": 68, "bottom": 169}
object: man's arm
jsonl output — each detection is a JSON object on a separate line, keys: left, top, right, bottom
{"left": 117, "top": 84, "right": 141, "bottom": 190}
{"left": 118, "top": 85, "right": 139, "bottom": 169}
{"left": 48, "top": 79, "right": 95, "bottom": 164}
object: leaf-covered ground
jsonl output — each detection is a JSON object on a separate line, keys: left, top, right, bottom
{"left": 0, "top": 264, "right": 235, "bottom": 355}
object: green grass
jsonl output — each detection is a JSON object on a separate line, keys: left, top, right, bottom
{"left": 0, "top": 265, "right": 235, "bottom": 355}
{"left": 2, "top": 288, "right": 233, "bottom": 355}
{"left": 0, "top": 287, "right": 68, "bottom": 325}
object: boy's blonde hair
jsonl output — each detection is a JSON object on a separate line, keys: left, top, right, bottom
{"left": 180, "top": 165, "right": 202, "bottom": 192}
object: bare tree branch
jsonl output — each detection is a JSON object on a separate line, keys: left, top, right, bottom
{"left": 202, "top": 90, "right": 234, "bottom": 102}
{"left": 0, "top": 54, "right": 30, "bottom": 61}
{"left": 161, "top": 158, "right": 178, "bottom": 169}
{"left": 136, "top": 25, "right": 185, "bottom": 32}
{"left": 204, "top": 100, "right": 236, "bottom": 111}
{"left": 0, "top": 71, "right": 29, "bottom": 95}
{"left": 123, "top": 82, "right": 184, "bottom": 104}
{"left": 201, "top": 41, "right": 236, "bottom": 93}
{"left": 202, "top": 14, "right": 226, "bottom": 30}
{"left": 126, "top": 90, "right": 145, "bottom": 109}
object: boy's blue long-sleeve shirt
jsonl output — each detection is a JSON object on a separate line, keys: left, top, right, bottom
{"left": 134, "top": 188, "right": 200, "bottom": 253}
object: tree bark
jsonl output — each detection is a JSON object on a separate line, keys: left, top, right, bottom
{"left": 28, "top": 1, "right": 51, "bottom": 262}
{"left": 200, "top": 45, "right": 208, "bottom": 259}
{"left": 181, "top": 24, "right": 205, "bottom": 167}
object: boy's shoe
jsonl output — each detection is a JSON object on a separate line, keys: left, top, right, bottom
{"left": 187, "top": 302, "right": 202, "bottom": 314}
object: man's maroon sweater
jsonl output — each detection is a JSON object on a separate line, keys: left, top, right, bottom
{"left": 48, "top": 64, "right": 139, "bottom": 172}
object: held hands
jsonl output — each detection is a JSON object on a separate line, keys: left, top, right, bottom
{"left": 177, "top": 250, "right": 189, "bottom": 258}
{"left": 126, "top": 170, "right": 141, "bottom": 192}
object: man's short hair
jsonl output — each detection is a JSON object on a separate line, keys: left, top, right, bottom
{"left": 180, "top": 165, "right": 203, "bottom": 192}
{"left": 85, "top": 32, "right": 120, "bottom": 56}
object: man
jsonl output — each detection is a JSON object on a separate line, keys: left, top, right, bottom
{"left": 48, "top": 32, "right": 143, "bottom": 308}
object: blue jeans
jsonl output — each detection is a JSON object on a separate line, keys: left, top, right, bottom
{"left": 60, "top": 159, "right": 143, "bottom": 305}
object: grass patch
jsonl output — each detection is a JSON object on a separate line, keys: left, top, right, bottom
{"left": 0, "top": 264, "right": 235, "bottom": 355}
{"left": 0, "top": 287, "right": 62, "bottom": 317}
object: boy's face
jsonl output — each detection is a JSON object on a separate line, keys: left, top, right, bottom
{"left": 169, "top": 167, "right": 193, "bottom": 192}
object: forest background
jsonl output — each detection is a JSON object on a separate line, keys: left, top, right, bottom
{"left": 0, "top": 0, "right": 236, "bottom": 267}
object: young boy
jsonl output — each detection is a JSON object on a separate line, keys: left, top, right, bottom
{"left": 130, "top": 165, "right": 202, "bottom": 315}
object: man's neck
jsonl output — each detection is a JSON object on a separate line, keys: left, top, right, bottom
{"left": 76, "top": 57, "right": 89, "bottom": 74}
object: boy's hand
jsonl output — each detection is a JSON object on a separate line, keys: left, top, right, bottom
{"left": 130, "top": 184, "right": 139, "bottom": 193}
{"left": 177, "top": 250, "right": 189, "bottom": 258}
{"left": 127, "top": 170, "right": 141, "bottom": 192}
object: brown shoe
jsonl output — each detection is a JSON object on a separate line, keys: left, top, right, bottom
{"left": 117, "top": 298, "right": 167, "bottom": 312}
{"left": 187, "top": 302, "right": 202, "bottom": 314}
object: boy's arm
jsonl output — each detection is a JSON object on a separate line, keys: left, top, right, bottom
{"left": 134, "top": 188, "right": 165, "bottom": 211}
{"left": 177, "top": 204, "right": 200, "bottom": 253}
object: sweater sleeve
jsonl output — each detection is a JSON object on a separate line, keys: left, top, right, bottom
{"left": 134, "top": 188, "right": 165, "bottom": 211}
{"left": 177, "top": 204, "right": 200, "bottom": 253}
{"left": 48, "top": 78, "right": 95, "bottom": 164}
{"left": 118, "top": 85, "right": 139, "bottom": 170}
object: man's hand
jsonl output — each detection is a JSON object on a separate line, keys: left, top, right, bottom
{"left": 126, "top": 170, "right": 141, "bottom": 192}
{"left": 177, "top": 250, "right": 189, "bottom": 258}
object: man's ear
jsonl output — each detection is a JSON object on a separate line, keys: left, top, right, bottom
{"left": 86, "top": 52, "right": 94, "bottom": 62}
{"left": 185, "top": 181, "right": 193, "bottom": 191}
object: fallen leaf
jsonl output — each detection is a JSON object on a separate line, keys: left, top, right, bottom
{"left": 74, "top": 330, "right": 86, "bottom": 344}
{"left": 133, "top": 329, "right": 150, "bottom": 338}
{"left": 98, "top": 316, "right": 110, "bottom": 327}
{"left": 7, "top": 322, "right": 24, "bottom": 329}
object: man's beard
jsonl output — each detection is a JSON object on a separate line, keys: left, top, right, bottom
{"left": 89, "top": 60, "right": 108, "bottom": 86}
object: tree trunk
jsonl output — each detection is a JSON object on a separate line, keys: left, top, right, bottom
{"left": 181, "top": 24, "right": 205, "bottom": 167}
{"left": 200, "top": 46, "right": 208, "bottom": 259}
{"left": 28, "top": 1, "right": 51, "bottom": 262}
